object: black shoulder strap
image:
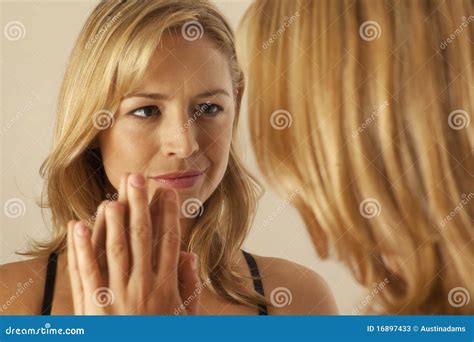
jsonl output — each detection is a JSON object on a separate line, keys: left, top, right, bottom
{"left": 41, "top": 252, "right": 58, "bottom": 315}
{"left": 242, "top": 250, "right": 268, "bottom": 315}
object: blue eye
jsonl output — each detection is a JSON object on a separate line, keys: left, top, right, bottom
{"left": 129, "top": 105, "right": 161, "bottom": 118}
{"left": 193, "top": 103, "right": 223, "bottom": 117}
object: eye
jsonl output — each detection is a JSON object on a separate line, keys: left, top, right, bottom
{"left": 129, "top": 105, "right": 161, "bottom": 118}
{"left": 193, "top": 103, "right": 223, "bottom": 117}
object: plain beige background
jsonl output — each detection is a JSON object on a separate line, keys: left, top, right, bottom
{"left": 1, "top": 0, "right": 365, "bottom": 314}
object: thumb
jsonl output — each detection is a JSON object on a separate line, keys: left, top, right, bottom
{"left": 178, "top": 251, "right": 202, "bottom": 315}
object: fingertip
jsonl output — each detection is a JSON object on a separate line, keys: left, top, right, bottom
{"left": 74, "top": 221, "right": 90, "bottom": 239}
{"left": 189, "top": 252, "right": 197, "bottom": 271}
{"left": 130, "top": 172, "right": 146, "bottom": 188}
{"left": 164, "top": 189, "right": 177, "bottom": 202}
{"left": 101, "top": 199, "right": 109, "bottom": 207}
{"left": 98, "top": 200, "right": 110, "bottom": 213}
{"left": 106, "top": 200, "right": 124, "bottom": 211}
{"left": 178, "top": 251, "right": 194, "bottom": 269}
{"left": 162, "top": 189, "right": 179, "bottom": 217}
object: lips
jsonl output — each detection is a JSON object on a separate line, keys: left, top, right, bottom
{"left": 150, "top": 169, "right": 205, "bottom": 189}
{"left": 153, "top": 170, "right": 203, "bottom": 179}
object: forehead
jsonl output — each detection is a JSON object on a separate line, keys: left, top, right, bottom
{"left": 139, "top": 33, "right": 232, "bottom": 92}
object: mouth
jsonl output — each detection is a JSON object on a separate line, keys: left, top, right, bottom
{"left": 150, "top": 169, "right": 206, "bottom": 189}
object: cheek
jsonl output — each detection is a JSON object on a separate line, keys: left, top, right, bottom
{"left": 199, "top": 119, "right": 233, "bottom": 179}
{"left": 99, "top": 124, "right": 156, "bottom": 188}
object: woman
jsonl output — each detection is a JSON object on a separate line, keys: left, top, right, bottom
{"left": 237, "top": 0, "right": 473, "bottom": 314}
{"left": 0, "top": 0, "right": 337, "bottom": 315}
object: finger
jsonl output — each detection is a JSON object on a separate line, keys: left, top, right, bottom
{"left": 155, "top": 189, "right": 181, "bottom": 279}
{"left": 178, "top": 252, "right": 201, "bottom": 315}
{"left": 91, "top": 200, "right": 108, "bottom": 275}
{"left": 73, "top": 221, "right": 104, "bottom": 308}
{"left": 118, "top": 172, "right": 130, "bottom": 205}
{"left": 67, "top": 220, "right": 84, "bottom": 315}
{"left": 149, "top": 188, "right": 164, "bottom": 272}
{"left": 105, "top": 201, "right": 129, "bottom": 290}
{"left": 127, "top": 173, "right": 153, "bottom": 277}
{"left": 117, "top": 173, "right": 131, "bottom": 262}
{"left": 118, "top": 173, "right": 130, "bottom": 236}
{"left": 91, "top": 200, "right": 108, "bottom": 252}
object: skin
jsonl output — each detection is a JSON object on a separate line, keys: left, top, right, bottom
{"left": 0, "top": 34, "right": 338, "bottom": 315}
{"left": 99, "top": 33, "right": 235, "bottom": 241}
{"left": 67, "top": 173, "right": 201, "bottom": 315}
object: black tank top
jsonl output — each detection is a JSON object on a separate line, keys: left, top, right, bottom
{"left": 41, "top": 250, "right": 268, "bottom": 315}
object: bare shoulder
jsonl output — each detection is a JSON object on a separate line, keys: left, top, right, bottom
{"left": 0, "top": 256, "right": 49, "bottom": 315}
{"left": 252, "top": 254, "right": 339, "bottom": 315}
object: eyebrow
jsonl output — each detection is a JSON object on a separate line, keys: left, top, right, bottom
{"left": 122, "top": 88, "right": 231, "bottom": 100}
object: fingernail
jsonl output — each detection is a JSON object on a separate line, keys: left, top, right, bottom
{"left": 190, "top": 253, "right": 197, "bottom": 270}
{"left": 75, "top": 222, "right": 88, "bottom": 237}
{"left": 130, "top": 173, "right": 145, "bottom": 188}
{"left": 164, "top": 189, "right": 176, "bottom": 201}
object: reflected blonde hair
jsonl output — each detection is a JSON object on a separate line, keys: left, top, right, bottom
{"left": 29, "top": 0, "right": 266, "bottom": 309}
{"left": 237, "top": 0, "right": 473, "bottom": 314}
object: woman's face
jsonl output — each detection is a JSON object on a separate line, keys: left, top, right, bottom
{"left": 98, "top": 34, "right": 236, "bottom": 214}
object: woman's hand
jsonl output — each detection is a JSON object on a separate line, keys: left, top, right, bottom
{"left": 67, "top": 173, "right": 202, "bottom": 315}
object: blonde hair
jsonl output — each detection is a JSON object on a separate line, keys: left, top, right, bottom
{"left": 237, "top": 0, "right": 473, "bottom": 314}
{"left": 30, "top": 0, "right": 266, "bottom": 309}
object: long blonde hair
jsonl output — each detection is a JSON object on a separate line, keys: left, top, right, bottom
{"left": 30, "top": 0, "right": 265, "bottom": 308}
{"left": 237, "top": 0, "right": 473, "bottom": 314}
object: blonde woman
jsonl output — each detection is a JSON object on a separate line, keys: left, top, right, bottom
{"left": 0, "top": 0, "right": 337, "bottom": 315}
{"left": 237, "top": 0, "right": 473, "bottom": 314}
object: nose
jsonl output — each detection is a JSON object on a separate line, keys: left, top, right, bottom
{"left": 160, "top": 107, "right": 199, "bottom": 158}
